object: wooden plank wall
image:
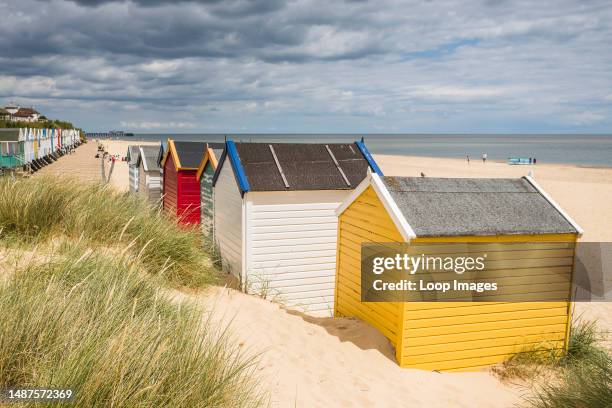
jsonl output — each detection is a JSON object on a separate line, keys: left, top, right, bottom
{"left": 400, "top": 237, "right": 576, "bottom": 371}
{"left": 163, "top": 155, "right": 178, "bottom": 217}
{"left": 176, "top": 170, "right": 200, "bottom": 225}
{"left": 335, "top": 186, "right": 403, "bottom": 348}
{"left": 247, "top": 190, "right": 347, "bottom": 315}
{"left": 213, "top": 162, "right": 243, "bottom": 278}
{"left": 200, "top": 162, "right": 215, "bottom": 239}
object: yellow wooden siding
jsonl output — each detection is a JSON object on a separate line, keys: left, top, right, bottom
{"left": 335, "top": 186, "right": 403, "bottom": 350}
{"left": 335, "top": 182, "right": 578, "bottom": 371}
{"left": 400, "top": 234, "right": 577, "bottom": 371}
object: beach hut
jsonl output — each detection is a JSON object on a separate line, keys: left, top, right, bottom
{"left": 126, "top": 145, "right": 141, "bottom": 193}
{"left": 48, "top": 129, "right": 56, "bottom": 157}
{"left": 196, "top": 144, "right": 225, "bottom": 239}
{"left": 334, "top": 173, "right": 583, "bottom": 371}
{"left": 24, "top": 128, "right": 36, "bottom": 168}
{"left": 137, "top": 145, "right": 163, "bottom": 205}
{"left": 212, "top": 140, "right": 383, "bottom": 315}
{"left": 40, "top": 129, "right": 49, "bottom": 160}
{"left": 0, "top": 129, "right": 25, "bottom": 169}
{"left": 157, "top": 140, "right": 167, "bottom": 169}
{"left": 33, "top": 129, "right": 40, "bottom": 163}
{"left": 60, "top": 128, "right": 66, "bottom": 151}
{"left": 154, "top": 141, "right": 166, "bottom": 194}
{"left": 161, "top": 139, "right": 212, "bottom": 225}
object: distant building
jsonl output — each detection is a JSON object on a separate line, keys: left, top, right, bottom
{"left": 0, "top": 108, "right": 10, "bottom": 121}
{"left": 4, "top": 105, "right": 19, "bottom": 115}
{"left": 2, "top": 105, "right": 42, "bottom": 123}
{"left": 11, "top": 107, "right": 41, "bottom": 123}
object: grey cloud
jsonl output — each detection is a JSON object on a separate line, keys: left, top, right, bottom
{"left": 1, "top": 0, "right": 611, "bottom": 132}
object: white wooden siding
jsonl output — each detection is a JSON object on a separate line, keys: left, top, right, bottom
{"left": 145, "top": 173, "right": 162, "bottom": 205}
{"left": 246, "top": 190, "right": 349, "bottom": 316}
{"left": 129, "top": 165, "right": 139, "bottom": 193}
{"left": 214, "top": 162, "right": 243, "bottom": 278}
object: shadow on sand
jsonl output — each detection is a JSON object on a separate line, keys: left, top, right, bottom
{"left": 283, "top": 307, "right": 397, "bottom": 363}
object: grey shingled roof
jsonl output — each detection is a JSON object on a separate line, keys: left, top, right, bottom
{"left": 139, "top": 145, "right": 161, "bottom": 172}
{"left": 234, "top": 142, "right": 370, "bottom": 191}
{"left": 382, "top": 177, "right": 578, "bottom": 237}
{"left": 173, "top": 141, "right": 208, "bottom": 168}
{"left": 127, "top": 145, "right": 141, "bottom": 166}
{"left": 0, "top": 129, "right": 20, "bottom": 142}
{"left": 157, "top": 141, "right": 166, "bottom": 167}
{"left": 210, "top": 144, "right": 224, "bottom": 163}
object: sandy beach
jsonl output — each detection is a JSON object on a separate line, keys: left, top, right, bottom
{"left": 35, "top": 139, "right": 612, "bottom": 407}
{"left": 35, "top": 140, "right": 161, "bottom": 191}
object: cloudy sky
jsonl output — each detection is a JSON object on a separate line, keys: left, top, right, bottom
{"left": 1, "top": 0, "right": 611, "bottom": 133}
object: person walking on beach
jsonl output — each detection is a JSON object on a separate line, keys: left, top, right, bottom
{"left": 482, "top": 153, "right": 487, "bottom": 163}
{"left": 466, "top": 154, "right": 470, "bottom": 164}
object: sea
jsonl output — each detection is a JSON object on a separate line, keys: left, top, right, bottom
{"left": 107, "top": 134, "right": 612, "bottom": 167}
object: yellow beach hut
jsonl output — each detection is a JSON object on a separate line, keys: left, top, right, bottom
{"left": 334, "top": 173, "right": 583, "bottom": 371}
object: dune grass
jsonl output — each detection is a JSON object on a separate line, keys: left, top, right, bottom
{"left": 525, "top": 351, "right": 611, "bottom": 408}
{"left": 0, "top": 242, "right": 265, "bottom": 407}
{"left": 0, "top": 176, "right": 213, "bottom": 287}
{"left": 493, "top": 319, "right": 611, "bottom": 408}
{"left": 524, "top": 321, "right": 611, "bottom": 408}
{"left": 495, "top": 320, "right": 610, "bottom": 381}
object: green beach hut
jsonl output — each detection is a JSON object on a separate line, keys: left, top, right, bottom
{"left": 0, "top": 129, "right": 25, "bottom": 169}
{"left": 196, "top": 144, "right": 225, "bottom": 239}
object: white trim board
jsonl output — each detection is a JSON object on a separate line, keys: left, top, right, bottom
{"left": 335, "top": 173, "right": 416, "bottom": 242}
{"left": 370, "top": 173, "right": 416, "bottom": 241}
{"left": 139, "top": 146, "right": 149, "bottom": 172}
{"left": 524, "top": 176, "right": 584, "bottom": 236}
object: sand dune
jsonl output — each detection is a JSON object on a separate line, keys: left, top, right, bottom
{"left": 196, "top": 286, "right": 522, "bottom": 408}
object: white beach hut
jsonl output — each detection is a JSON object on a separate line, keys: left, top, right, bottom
{"left": 41, "top": 129, "right": 51, "bottom": 160}
{"left": 137, "top": 145, "right": 163, "bottom": 205}
{"left": 25, "top": 128, "right": 34, "bottom": 164}
{"left": 212, "top": 140, "right": 383, "bottom": 315}
{"left": 40, "top": 129, "right": 48, "bottom": 158}
{"left": 126, "top": 145, "right": 141, "bottom": 193}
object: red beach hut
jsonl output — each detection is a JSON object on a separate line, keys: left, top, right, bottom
{"left": 161, "top": 139, "right": 209, "bottom": 225}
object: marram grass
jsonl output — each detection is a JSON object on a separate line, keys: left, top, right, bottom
{"left": 525, "top": 352, "right": 611, "bottom": 408}
{"left": 0, "top": 243, "right": 265, "bottom": 407}
{"left": 495, "top": 319, "right": 611, "bottom": 408}
{"left": 0, "top": 176, "right": 213, "bottom": 287}
{"left": 524, "top": 320, "right": 611, "bottom": 408}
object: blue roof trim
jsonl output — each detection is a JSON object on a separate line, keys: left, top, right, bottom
{"left": 227, "top": 140, "right": 250, "bottom": 194}
{"left": 355, "top": 140, "right": 384, "bottom": 176}
{"left": 212, "top": 140, "right": 250, "bottom": 195}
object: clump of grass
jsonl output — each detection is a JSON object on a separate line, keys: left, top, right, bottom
{"left": 524, "top": 320, "right": 612, "bottom": 408}
{"left": 0, "top": 176, "right": 214, "bottom": 287}
{"left": 525, "top": 352, "right": 611, "bottom": 408}
{"left": 0, "top": 243, "right": 265, "bottom": 407}
{"left": 492, "top": 319, "right": 611, "bottom": 408}
{"left": 494, "top": 319, "right": 610, "bottom": 382}
{"left": 564, "top": 319, "right": 608, "bottom": 364}
{"left": 492, "top": 343, "right": 562, "bottom": 381}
